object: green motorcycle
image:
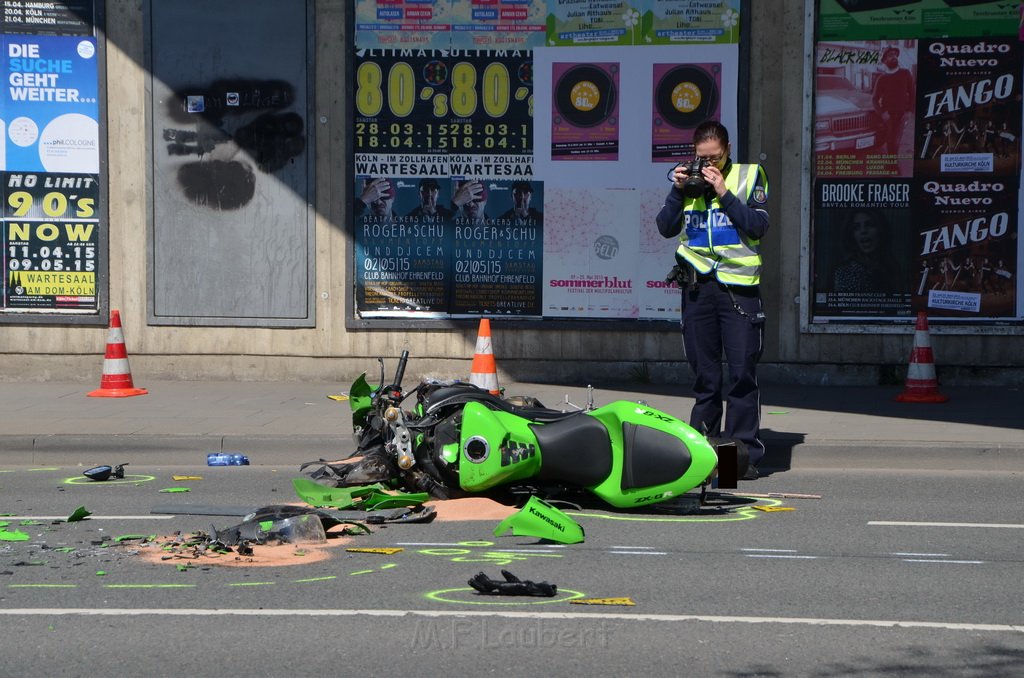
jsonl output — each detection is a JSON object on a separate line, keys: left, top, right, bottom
{"left": 302, "top": 351, "right": 745, "bottom": 508}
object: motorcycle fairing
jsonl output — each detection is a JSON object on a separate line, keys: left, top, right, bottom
{"left": 585, "top": 402, "right": 718, "bottom": 508}
{"left": 620, "top": 423, "right": 692, "bottom": 490}
{"left": 456, "top": 400, "right": 718, "bottom": 507}
{"left": 348, "top": 373, "right": 377, "bottom": 429}
{"left": 456, "top": 402, "right": 545, "bottom": 492}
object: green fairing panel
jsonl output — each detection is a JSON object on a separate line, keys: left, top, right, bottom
{"left": 586, "top": 401, "right": 717, "bottom": 508}
{"left": 348, "top": 373, "right": 376, "bottom": 429}
{"left": 457, "top": 402, "right": 543, "bottom": 492}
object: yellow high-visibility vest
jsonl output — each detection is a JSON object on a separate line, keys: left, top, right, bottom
{"left": 675, "top": 163, "right": 768, "bottom": 286}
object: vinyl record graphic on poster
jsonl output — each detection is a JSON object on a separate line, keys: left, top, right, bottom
{"left": 811, "top": 178, "right": 914, "bottom": 319}
{"left": 911, "top": 177, "right": 1017, "bottom": 319}
{"left": 813, "top": 40, "right": 916, "bottom": 179}
{"left": 651, "top": 63, "right": 721, "bottom": 161}
{"left": 913, "top": 38, "right": 1020, "bottom": 179}
{"left": 551, "top": 63, "right": 619, "bottom": 161}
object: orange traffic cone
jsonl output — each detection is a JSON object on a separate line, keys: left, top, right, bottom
{"left": 895, "top": 312, "right": 947, "bottom": 403}
{"left": 469, "top": 318, "right": 500, "bottom": 395}
{"left": 88, "top": 310, "right": 148, "bottom": 398}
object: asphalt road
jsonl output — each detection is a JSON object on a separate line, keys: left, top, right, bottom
{"left": 1, "top": 462, "right": 1022, "bottom": 677}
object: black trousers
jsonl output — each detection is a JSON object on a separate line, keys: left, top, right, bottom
{"left": 681, "top": 278, "right": 766, "bottom": 465}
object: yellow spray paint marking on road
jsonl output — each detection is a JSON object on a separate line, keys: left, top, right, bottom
{"left": 567, "top": 498, "right": 785, "bottom": 523}
{"left": 570, "top": 597, "right": 636, "bottom": 606}
{"left": 294, "top": 576, "right": 337, "bottom": 583}
{"left": 418, "top": 547, "right": 563, "bottom": 567}
{"left": 64, "top": 474, "right": 156, "bottom": 486}
{"left": 104, "top": 584, "right": 196, "bottom": 589}
{"left": 425, "top": 587, "right": 586, "bottom": 606}
{"left": 347, "top": 547, "right": 404, "bottom": 555}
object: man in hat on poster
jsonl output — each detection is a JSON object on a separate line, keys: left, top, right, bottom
{"left": 872, "top": 46, "right": 914, "bottom": 155}
{"left": 499, "top": 181, "right": 543, "bottom": 224}
{"left": 406, "top": 177, "right": 454, "bottom": 219}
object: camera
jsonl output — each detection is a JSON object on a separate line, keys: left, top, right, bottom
{"left": 681, "top": 156, "right": 708, "bottom": 198}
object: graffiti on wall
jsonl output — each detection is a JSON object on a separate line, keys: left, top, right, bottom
{"left": 162, "top": 79, "right": 305, "bottom": 210}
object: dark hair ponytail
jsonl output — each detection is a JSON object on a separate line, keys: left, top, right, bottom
{"left": 693, "top": 120, "right": 729, "bottom": 146}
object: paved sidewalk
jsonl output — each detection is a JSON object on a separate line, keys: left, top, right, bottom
{"left": 1, "top": 379, "right": 1022, "bottom": 472}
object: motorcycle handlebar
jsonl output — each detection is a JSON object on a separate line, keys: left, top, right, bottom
{"left": 393, "top": 350, "right": 409, "bottom": 391}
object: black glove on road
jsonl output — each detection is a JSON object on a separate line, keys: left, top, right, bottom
{"left": 468, "top": 570, "right": 557, "bottom": 597}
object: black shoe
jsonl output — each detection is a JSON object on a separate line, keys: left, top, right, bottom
{"left": 741, "top": 465, "right": 759, "bottom": 481}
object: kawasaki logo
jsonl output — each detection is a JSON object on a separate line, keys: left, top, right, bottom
{"left": 528, "top": 505, "right": 564, "bottom": 532}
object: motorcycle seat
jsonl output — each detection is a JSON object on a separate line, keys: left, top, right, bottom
{"left": 530, "top": 415, "right": 613, "bottom": 487}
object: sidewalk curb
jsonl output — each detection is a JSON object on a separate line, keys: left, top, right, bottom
{"left": 764, "top": 440, "right": 1024, "bottom": 473}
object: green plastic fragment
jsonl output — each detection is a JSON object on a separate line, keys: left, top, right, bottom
{"left": 158, "top": 488, "right": 190, "bottom": 493}
{"left": 358, "top": 491, "right": 429, "bottom": 510}
{"left": 335, "top": 520, "right": 372, "bottom": 535}
{"left": 493, "top": 496, "right": 585, "bottom": 545}
{"left": 292, "top": 478, "right": 386, "bottom": 509}
{"left": 292, "top": 477, "right": 427, "bottom": 510}
{"left": 96, "top": 571, "right": 106, "bottom": 576}
{"left": 66, "top": 506, "right": 92, "bottom": 522}
{"left": 114, "top": 535, "right": 148, "bottom": 543}
{"left": 0, "top": 528, "right": 30, "bottom": 541}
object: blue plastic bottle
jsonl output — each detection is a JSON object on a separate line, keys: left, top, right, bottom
{"left": 208, "top": 453, "right": 249, "bottom": 466}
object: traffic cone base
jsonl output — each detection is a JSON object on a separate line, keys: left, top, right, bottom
{"left": 895, "top": 312, "right": 946, "bottom": 403}
{"left": 469, "top": 318, "right": 500, "bottom": 395}
{"left": 88, "top": 310, "right": 147, "bottom": 398}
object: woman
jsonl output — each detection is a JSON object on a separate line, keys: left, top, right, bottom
{"left": 830, "top": 208, "right": 903, "bottom": 293}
